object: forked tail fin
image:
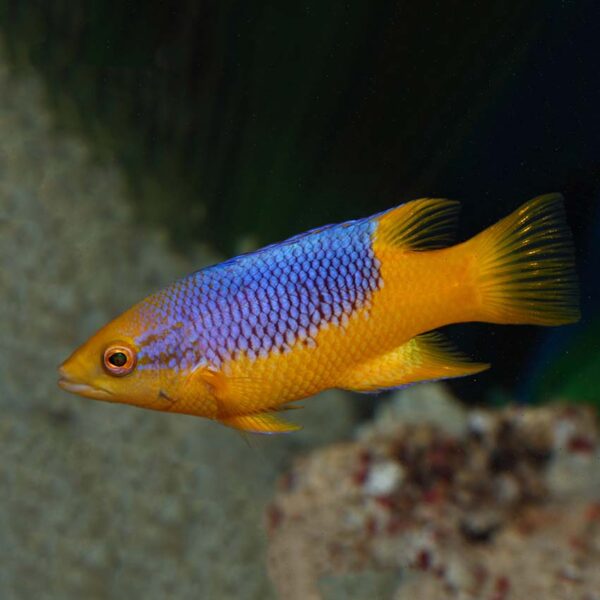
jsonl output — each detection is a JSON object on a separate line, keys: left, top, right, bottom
{"left": 470, "top": 193, "right": 580, "bottom": 326}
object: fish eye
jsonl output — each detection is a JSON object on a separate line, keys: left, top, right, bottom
{"left": 103, "top": 344, "right": 136, "bottom": 376}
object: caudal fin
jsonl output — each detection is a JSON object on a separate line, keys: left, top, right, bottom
{"left": 471, "top": 193, "right": 580, "bottom": 326}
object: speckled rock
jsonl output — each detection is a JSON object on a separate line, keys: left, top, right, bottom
{"left": 0, "top": 58, "right": 356, "bottom": 600}
{"left": 266, "top": 385, "right": 600, "bottom": 600}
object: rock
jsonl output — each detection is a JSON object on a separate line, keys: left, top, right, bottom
{"left": 363, "top": 461, "right": 405, "bottom": 497}
{"left": 0, "top": 58, "right": 357, "bottom": 599}
{"left": 266, "top": 384, "right": 600, "bottom": 599}
{"left": 357, "top": 383, "right": 468, "bottom": 441}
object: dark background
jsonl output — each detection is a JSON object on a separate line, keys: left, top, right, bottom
{"left": 2, "top": 0, "right": 599, "bottom": 405}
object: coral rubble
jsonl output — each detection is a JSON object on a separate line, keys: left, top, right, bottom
{"left": 267, "top": 385, "right": 600, "bottom": 600}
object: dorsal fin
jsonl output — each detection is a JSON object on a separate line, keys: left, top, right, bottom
{"left": 375, "top": 198, "right": 460, "bottom": 250}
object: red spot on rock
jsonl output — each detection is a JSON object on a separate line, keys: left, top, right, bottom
{"left": 472, "top": 564, "right": 489, "bottom": 591}
{"left": 427, "top": 448, "right": 454, "bottom": 480}
{"left": 365, "top": 516, "right": 377, "bottom": 536}
{"left": 374, "top": 495, "right": 395, "bottom": 510}
{"left": 329, "top": 541, "right": 343, "bottom": 559}
{"left": 279, "top": 471, "right": 297, "bottom": 492}
{"left": 266, "top": 504, "right": 283, "bottom": 533}
{"left": 568, "top": 436, "right": 595, "bottom": 454}
{"left": 569, "top": 535, "right": 586, "bottom": 551}
{"left": 491, "top": 575, "right": 510, "bottom": 600}
{"left": 353, "top": 466, "right": 368, "bottom": 485}
{"left": 433, "top": 564, "right": 446, "bottom": 579}
{"left": 515, "top": 510, "right": 545, "bottom": 536}
{"left": 561, "top": 406, "right": 579, "bottom": 418}
{"left": 358, "top": 449, "right": 372, "bottom": 464}
{"left": 415, "top": 549, "right": 431, "bottom": 570}
{"left": 585, "top": 502, "right": 600, "bottom": 522}
{"left": 385, "top": 515, "right": 405, "bottom": 535}
{"left": 352, "top": 449, "right": 372, "bottom": 485}
{"left": 393, "top": 440, "right": 407, "bottom": 462}
{"left": 422, "top": 484, "right": 446, "bottom": 504}
{"left": 433, "top": 527, "right": 451, "bottom": 542}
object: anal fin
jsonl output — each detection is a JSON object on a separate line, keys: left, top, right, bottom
{"left": 220, "top": 411, "right": 302, "bottom": 435}
{"left": 340, "top": 332, "right": 489, "bottom": 393}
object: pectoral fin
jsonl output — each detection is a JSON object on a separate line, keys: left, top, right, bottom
{"left": 182, "top": 362, "right": 264, "bottom": 418}
{"left": 220, "top": 411, "right": 302, "bottom": 434}
{"left": 340, "top": 332, "right": 489, "bottom": 393}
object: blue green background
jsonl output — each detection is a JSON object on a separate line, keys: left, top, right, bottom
{"left": 2, "top": 0, "right": 598, "bottom": 405}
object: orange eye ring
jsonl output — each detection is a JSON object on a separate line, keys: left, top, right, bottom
{"left": 103, "top": 344, "right": 136, "bottom": 376}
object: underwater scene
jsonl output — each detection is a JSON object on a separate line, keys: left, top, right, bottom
{"left": 1, "top": 2, "right": 599, "bottom": 599}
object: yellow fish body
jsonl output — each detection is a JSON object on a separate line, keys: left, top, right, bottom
{"left": 59, "top": 194, "right": 579, "bottom": 433}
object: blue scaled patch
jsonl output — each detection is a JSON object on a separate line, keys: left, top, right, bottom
{"left": 137, "top": 217, "right": 382, "bottom": 369}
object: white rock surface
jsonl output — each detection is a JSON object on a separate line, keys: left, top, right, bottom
{"left": 0, "top": 58, "right": 356, "bottom": 600}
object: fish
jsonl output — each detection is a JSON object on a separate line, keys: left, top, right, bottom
{"left": 58, "top": 193, "right": 580, "bottom": 434}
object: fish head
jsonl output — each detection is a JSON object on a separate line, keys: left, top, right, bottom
{"left": 58, "top": 301, "right": 180, "bottom": 411}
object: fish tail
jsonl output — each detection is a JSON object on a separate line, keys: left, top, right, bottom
{"left": 469, "top": 193, "right": 580, "bottom": 326}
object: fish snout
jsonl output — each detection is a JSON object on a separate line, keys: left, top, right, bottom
{"left": 58, "top": 358, "right": 82, "bottom": 392}
{"left": 57, "top": 356, "right": 113, "bottom": 400}
{"left": 57, "top": 355, "right": 80, "bottom": 386}
{"left": 57, "top": 362, "right": 70, "bottom": 380}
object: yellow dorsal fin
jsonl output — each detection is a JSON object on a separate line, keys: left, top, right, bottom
{"left": 339, "top": 331, "right": 489, "bottom": 393}
{"left": 375, "top": 198, "right": 460, "bottom": 250}
{"left": 220, "top": 411, "right": 302, "bottom": 435}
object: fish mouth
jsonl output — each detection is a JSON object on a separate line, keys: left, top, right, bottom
{"left": 58, "top": 378, "right": 113, "bottom": 399}
{"left": 58, "top": 366, "right": 113, "bottom": 400}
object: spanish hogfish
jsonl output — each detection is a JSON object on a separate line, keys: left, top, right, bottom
{"left": 59, "top": 194, "right": 579, "bottom": 433}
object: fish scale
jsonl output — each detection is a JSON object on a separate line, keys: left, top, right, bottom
{"left": 135, "top": 217, "right": 381, "bottom": 372}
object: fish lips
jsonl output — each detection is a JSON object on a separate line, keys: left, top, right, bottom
{"left": 57, "top": 378, "right": 113, "bottom": 400}
{"left": 58, "top": 366, "right": 114, "bottom": 400}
